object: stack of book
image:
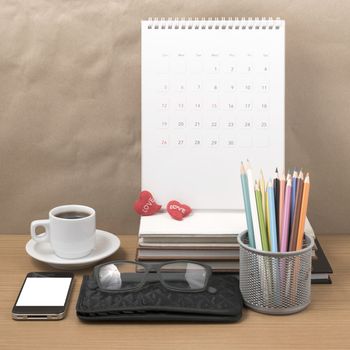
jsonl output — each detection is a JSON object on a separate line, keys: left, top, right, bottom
{"left": 137, "top": 211, "right": 242, "bottom": 271}
{"left": 136, "top": 210, "right": 332, "bottom": 283}
{"left": 311, "top": 238, "right": 333, "bottom": 284}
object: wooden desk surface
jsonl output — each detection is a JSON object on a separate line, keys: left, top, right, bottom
{"left": 0, "top": 234, "right": 349, "bottom": 350}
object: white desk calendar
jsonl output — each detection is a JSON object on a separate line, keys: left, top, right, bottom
{"left": 141, "top": 18, "right": 285, "bottom": 209}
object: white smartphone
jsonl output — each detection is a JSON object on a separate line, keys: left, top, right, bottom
{"left": 12, "top": 272, "right": 74, "bottom": 320}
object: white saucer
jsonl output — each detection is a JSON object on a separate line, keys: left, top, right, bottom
{"left": 25, "top": 230, "right": 120, "bottom": 270}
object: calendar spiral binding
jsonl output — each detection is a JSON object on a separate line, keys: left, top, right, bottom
{"left": 145, "top": 17, "right": 283, "bottom": 30}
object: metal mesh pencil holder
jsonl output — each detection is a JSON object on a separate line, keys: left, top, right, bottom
{"left": 238, "top": 231, "right": 314, "bottom": 315}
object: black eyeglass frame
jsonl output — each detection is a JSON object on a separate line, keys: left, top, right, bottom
{"left": 93, "top": 259, "right": 212, "bottom": 293}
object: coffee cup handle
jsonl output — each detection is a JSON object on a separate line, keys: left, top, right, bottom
{"left": 31, "top": 220, "right": 50, "bottom": 242}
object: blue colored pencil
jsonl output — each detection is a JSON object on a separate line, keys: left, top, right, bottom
{"left": 240, "top": 162, "right": 255, "bottom": 248}
{"left": 291, "top": 170, "right": 298, "bottom": 224}
{"left": 267, "top": 180, "right": 278, "bottom": 252}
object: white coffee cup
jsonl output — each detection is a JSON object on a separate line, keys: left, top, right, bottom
{"left": 30, "top": 204, "right": 96, "bottom": 259}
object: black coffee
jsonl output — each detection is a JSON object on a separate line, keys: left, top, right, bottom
{"left": 55, "top": 211, "right": 90, "bottom": 219}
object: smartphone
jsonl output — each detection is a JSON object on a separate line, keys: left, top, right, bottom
{"left": 12, "top": 271, "right": 74, "bottom": 320}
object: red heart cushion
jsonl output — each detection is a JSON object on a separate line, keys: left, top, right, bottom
{"left": 134, "top": 191, "right": 161, "bottom": 216}
{"left": 166, "top": 200, "right": 192, "bottom": 221}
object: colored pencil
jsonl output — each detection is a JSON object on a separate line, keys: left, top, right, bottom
{"left": 273, "top": 168, "right": 280, "bottom": 247}
{"left": 255, "top": 182, "right": 269, "bottom": 251}
{"left": 245, "top": 161, "right": 262, "bottom": 250}
{"left": 279, "top": 172, "right": 286, "bottom": 247}
{"left": 296, "top": 174, "right": 310, "bottom": 250}
{"left": 280, "top": 178, "right": 292, "bottom": 252}
{"left": 289, "top": 171, "right": 304, "bottom": 251}
{"left": 291, "top": 169, "right": 298, "bottom": 225}
{"left": 260, "top": 170, "right": 266, "bottom": 218}
{"left": 267, "top": 180, "right": 278, "bottom": 252}
{"left": 266, "top": 187, "right": 271, "bottom": 243}
{"left": 240, "top": 162, "right": 255, "bottom": 248}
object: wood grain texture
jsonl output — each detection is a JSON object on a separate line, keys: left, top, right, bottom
{"left": 0, "top": 234, "right": 349, "bottom": 350}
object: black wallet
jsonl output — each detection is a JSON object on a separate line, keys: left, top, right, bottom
{"left": 76, "top": 274, "right": 242, "bottom": 322}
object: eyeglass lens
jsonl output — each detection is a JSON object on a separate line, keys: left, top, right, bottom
{"left": 98, "top": 262, "right": 146, "bottom": 291}
{"left": 160, "top": 262, "right": 208, "bottom": 290}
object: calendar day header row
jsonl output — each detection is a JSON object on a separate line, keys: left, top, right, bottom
{"left": 152, "top": 52, "right": 271, "bottom": 58}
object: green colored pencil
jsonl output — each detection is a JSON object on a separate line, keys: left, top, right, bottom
{"left": 255, "top": 182, "right": 270, "bottom": 251}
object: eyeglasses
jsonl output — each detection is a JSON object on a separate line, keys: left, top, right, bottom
{"left": 93, "top": 260, "right": 212, "bottom": 293}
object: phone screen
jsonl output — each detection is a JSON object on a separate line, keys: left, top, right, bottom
{"left": 16, "top": 277, "right": 72, "bottom": 307}
{"left": 12, "top": 272, "right": 74, "bottom": 320}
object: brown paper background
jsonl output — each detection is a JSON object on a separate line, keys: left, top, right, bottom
{"left": 0, "top": 1, "right": 349, "bottom": 234}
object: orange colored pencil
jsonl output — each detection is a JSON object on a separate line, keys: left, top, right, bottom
{"left": 296, "top": 174, "right": 310, "bottom": 250}
{"left": 278, "top": 173, "right": 285, "bottom": 246}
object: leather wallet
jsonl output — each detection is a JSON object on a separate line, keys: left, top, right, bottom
{"left": 76, "top": 273, "right": 242, "bottom": 322}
